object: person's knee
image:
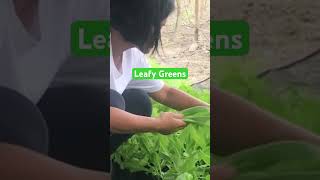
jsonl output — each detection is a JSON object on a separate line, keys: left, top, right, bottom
{"left": 122, "top": 89, "right": 152, "bottom": 117}
{"left": 40, "top": 85, "right": 107, "bottom": 112}
{"left": 110, "top": 89, "right": 125, "bottom": 110}
{"left": 0, "top": 86, "right": 48, "bottom": 154}
{"left": 38, "top": 86, "right": 108, "bottom": 171}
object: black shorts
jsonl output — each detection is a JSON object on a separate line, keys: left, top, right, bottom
{"left": 110, "top": 89, "right": 152, "bottom": 153}
{"left": 0, "top": 85, "right": 108, "bottom": 172}
{"left": 110, "top": 89, "right": 155, "bottom": 180}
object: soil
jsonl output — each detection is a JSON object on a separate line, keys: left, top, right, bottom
{"left": 151, "top": 0, "right": 211, "bottom": 89}
{"left": 211, "top": 0, "right": 320, "bottom": 94}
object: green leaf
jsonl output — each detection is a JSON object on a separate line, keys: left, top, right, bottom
{"left": 176, "top": 173, "right": 194, "bottom": 180}
{"left": 181, "top": 106, "right": 209, "bottom": 116}
{"left": 182, "top": 106, "right": 210, "bottom": 126}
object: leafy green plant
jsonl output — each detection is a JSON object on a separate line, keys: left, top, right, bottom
{"left": 176, "top": 172, "right": 194, "bottom": 180}
{"left": 182, "top": 106, "right": 210, "bottom": 126}
{"left": 112, "top": 82, "right": 210, "bottom": 180}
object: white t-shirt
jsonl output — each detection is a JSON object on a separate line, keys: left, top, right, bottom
{"left": 0, "top": 0, "right": 109, "bottom": 103}
{"left": 110, "top": 48, "right": 164, "bottom": 94}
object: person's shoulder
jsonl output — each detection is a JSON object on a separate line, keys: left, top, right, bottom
{"left": 124, "top": 48, "right": 145, "bottom": 60}
{"left": 124, "top": 48, "right": 147, "bottom": 67}
{"left": 129, "top": 48, "right": 145, "bottom": 57}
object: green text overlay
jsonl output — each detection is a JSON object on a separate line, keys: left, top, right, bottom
{"left": 71, "top": 21, "right": 110, "bottom": 57}
{"left": 211, "top": 20, "right": 250, "bottom": 56}
{"left": 132, "top": 68, "right": 188, "bottom": 80}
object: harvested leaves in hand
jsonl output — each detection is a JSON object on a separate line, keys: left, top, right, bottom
{"left": 181, "top": 106, "right": 210, "bottom": 126}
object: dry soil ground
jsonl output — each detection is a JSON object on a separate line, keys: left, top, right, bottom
{"left": 151, "top": 0, "right": 211, "bottom": 89}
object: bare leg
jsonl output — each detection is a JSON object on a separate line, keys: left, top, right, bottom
{"left": 212, "top": 87, "right": 320, "bottom": 155}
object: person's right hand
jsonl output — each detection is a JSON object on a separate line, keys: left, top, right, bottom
{"left": 155, "top": 112, "right": 187, "bottom": 134}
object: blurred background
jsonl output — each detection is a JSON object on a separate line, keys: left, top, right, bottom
{"left": 212, "top": 0, "right": 320, "bottom": 134}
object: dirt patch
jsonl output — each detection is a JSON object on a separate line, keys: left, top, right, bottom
{"left": 150, "top": 0, "right": 211, "bottom": 89}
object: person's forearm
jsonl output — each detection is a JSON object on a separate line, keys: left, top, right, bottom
{"left": 152, "top": 86, "right": 209, "bottom": 111}
{"left": 165, "top": 87, "right": 209, "bottom": 110}
{"left": 110, "top": 107, "right": 160, "bottom": 134}
{"left": 213, "top": 87, "right": 320, "bottom": 155}
{"left": 0, "top": 143, "right": 109, "bottom": 180}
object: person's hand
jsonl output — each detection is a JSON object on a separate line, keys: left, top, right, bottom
{"left": 155, "top": 112, "right": 187, "bottom": 134}
{"left": 211, "top": 165, "right": 236, "bottom": 180}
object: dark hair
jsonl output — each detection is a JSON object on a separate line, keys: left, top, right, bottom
{"left": 111, "top": 0, "right": 175, "bottom": 53}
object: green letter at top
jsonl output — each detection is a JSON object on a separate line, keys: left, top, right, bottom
{"left": 211, "top": 20, "right": 249, "bottom": 56}
{"left": 71, "top": 20, "right": 110, "bottom": 57}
